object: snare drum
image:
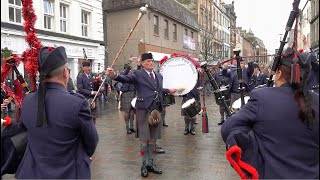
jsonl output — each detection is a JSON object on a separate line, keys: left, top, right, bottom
{"left": 163, "top": 94, "right": 175, "bottom": 106}
{"left": 181, "top": 98, "right": 201, "bottom": 118}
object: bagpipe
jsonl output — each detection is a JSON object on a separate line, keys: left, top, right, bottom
{"left": 200, "top": 62, "right": 234, "bottom": 117}
{"left": 267, "top": 0, "right": 300, "bottom": 87}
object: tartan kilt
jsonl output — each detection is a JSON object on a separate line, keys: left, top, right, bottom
{"left": 120, "top": 91, "right": 135, "bottom": 112}
{"left": 135, "top": 109, "right": 162, "bottom": 141}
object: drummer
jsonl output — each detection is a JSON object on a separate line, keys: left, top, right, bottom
{"left": 182, "top": 75, "right": 201, "bottom": 135}
{"left": 106, "top": 53, "right": 176, "bottom": 177}
{"left": 119, "top": 61, "right": 136, "bottom": 134}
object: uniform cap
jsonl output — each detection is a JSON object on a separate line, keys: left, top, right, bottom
{"left": 141, "top": 53, "right": 153, "bottom": 61}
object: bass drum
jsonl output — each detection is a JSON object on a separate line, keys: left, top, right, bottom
{"left": 159, "top": 56, "right": 198, "bottom": 96}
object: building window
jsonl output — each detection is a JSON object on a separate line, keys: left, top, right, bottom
{"left": 81, "top": 11, "right": 89, "bottom": 37}
{"left": 153, "top": 15, "right": 159, "bottom": 35}
{"left": 164, "top": 20, "right": 169, "bottom": 38}
{"left": 173, "top": 23, "right": 177, "bottom": 41}
{"left": 185, "top": 28, "right": 188, "bottom": 36}
{"left": 43, "top": 0, "right": 54, "bottom": 29}
{"left": 60, "top": 4, "right": 67, "bottom": 32}
{"left": 191, "top": 31, "right": 194, "bottom": 38}
{"left": 8, "top": 0, "right": 22, "bottom": 23}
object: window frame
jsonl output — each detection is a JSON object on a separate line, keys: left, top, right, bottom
{"left": 173, "top": 23, "right": 177, "bottom": 41}
{"left": 43, "top": 0, "right": 54, "bottom": 30}
{"left": 60, "top": 4, "right": 68, "bottom": 33}
{"left": 164, "top": 19, "right": 169, "bottom": 39}
{"left": 8, "top": 0, "right": 22, "bottom": 24}
{"left": 153, "top": 15, "right": 159, "bottom": 35}
{"left": 81, "top": 10, "right": 90, "bottom": 37}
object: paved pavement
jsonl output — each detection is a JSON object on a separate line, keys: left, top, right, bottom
{"left": 3, "top": 91, "right": 239, "bottom": 180}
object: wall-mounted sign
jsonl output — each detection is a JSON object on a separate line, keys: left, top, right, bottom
{"left": 183, "top": 35, "right": 196, "bottom": 50}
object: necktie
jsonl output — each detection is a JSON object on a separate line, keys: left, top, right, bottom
{"left": 150, "top": 72, "right": 155, "bottom": 80}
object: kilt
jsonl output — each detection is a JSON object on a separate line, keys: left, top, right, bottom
{"left": 135, "top": 109, "right": 162, "bottom": 141}
{"left": 120, "top": 91, "right": 135, "bottom": 112}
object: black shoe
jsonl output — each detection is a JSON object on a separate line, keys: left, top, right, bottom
{"left": 141, "top": 163, "right": 148, "bottom": 177}
{"left": 147, "top": 161, "right": 162, "bottom": 174}
{"left": 218, "top": 120, "right": 225, "bottom": 125}
{"left": 184, "top": 128, "right": 189, "bottom": 135}
{"left": 190, "top": 128, "right": 196, "bottom": 135}
{"left": 126, "top": 129, "right": 132, "bottom": 134}
{"left": 130, "top": 128, "right": 136, "bottom": 133}
{"left": 155, "top": 148, "right": 165, "bottom": 154}
{"left": 155, "top": 144, "right": 161, "bottom": 149}
{"left": 163, "top": 123, "right": 168, "bottom": 127}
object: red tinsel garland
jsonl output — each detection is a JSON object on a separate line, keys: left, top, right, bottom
{"left": 160, "top": 53, "right": 200, "bottom": 68}
{"left": 159, "top": 56, "right": 168, "bottom": 65}
{"left": 21, "top": 0, "right": 42, "bottom": 80}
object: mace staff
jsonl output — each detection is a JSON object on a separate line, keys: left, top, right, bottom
{"left": 90, "top": 4, "right": 148, "bottom": 108}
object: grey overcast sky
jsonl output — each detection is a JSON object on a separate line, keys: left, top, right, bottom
{"left": 224, "top": 0, "right": 308, "bottom": 53}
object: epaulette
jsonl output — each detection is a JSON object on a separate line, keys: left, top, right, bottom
{"left": 69, "top": 91, "right": 85, "bottom": 99}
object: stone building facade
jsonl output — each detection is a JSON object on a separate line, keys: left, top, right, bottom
{"left": 1, "top": 0, "right": 105, "bottom": 81}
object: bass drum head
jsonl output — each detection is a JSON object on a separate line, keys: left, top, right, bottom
{"left": 159, "top": 56, "right": 198, "bottom": 96}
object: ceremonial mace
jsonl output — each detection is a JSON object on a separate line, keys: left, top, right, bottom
{"left": 267, "top": 0, "right": 300, "bottom": 87}
{"left": 90, "top": 4, "right": 148, "bottom": 108}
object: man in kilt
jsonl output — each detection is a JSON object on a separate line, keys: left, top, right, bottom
{"left": 106, "top": 53, "right": 176, "bottom": 177}
{"left": 119, "top": 63, "right": 136, "bottom": 134}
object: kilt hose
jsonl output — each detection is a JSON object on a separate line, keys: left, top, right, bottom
{"left": 135, "top": 109, "right": 162, "bottom": 141}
